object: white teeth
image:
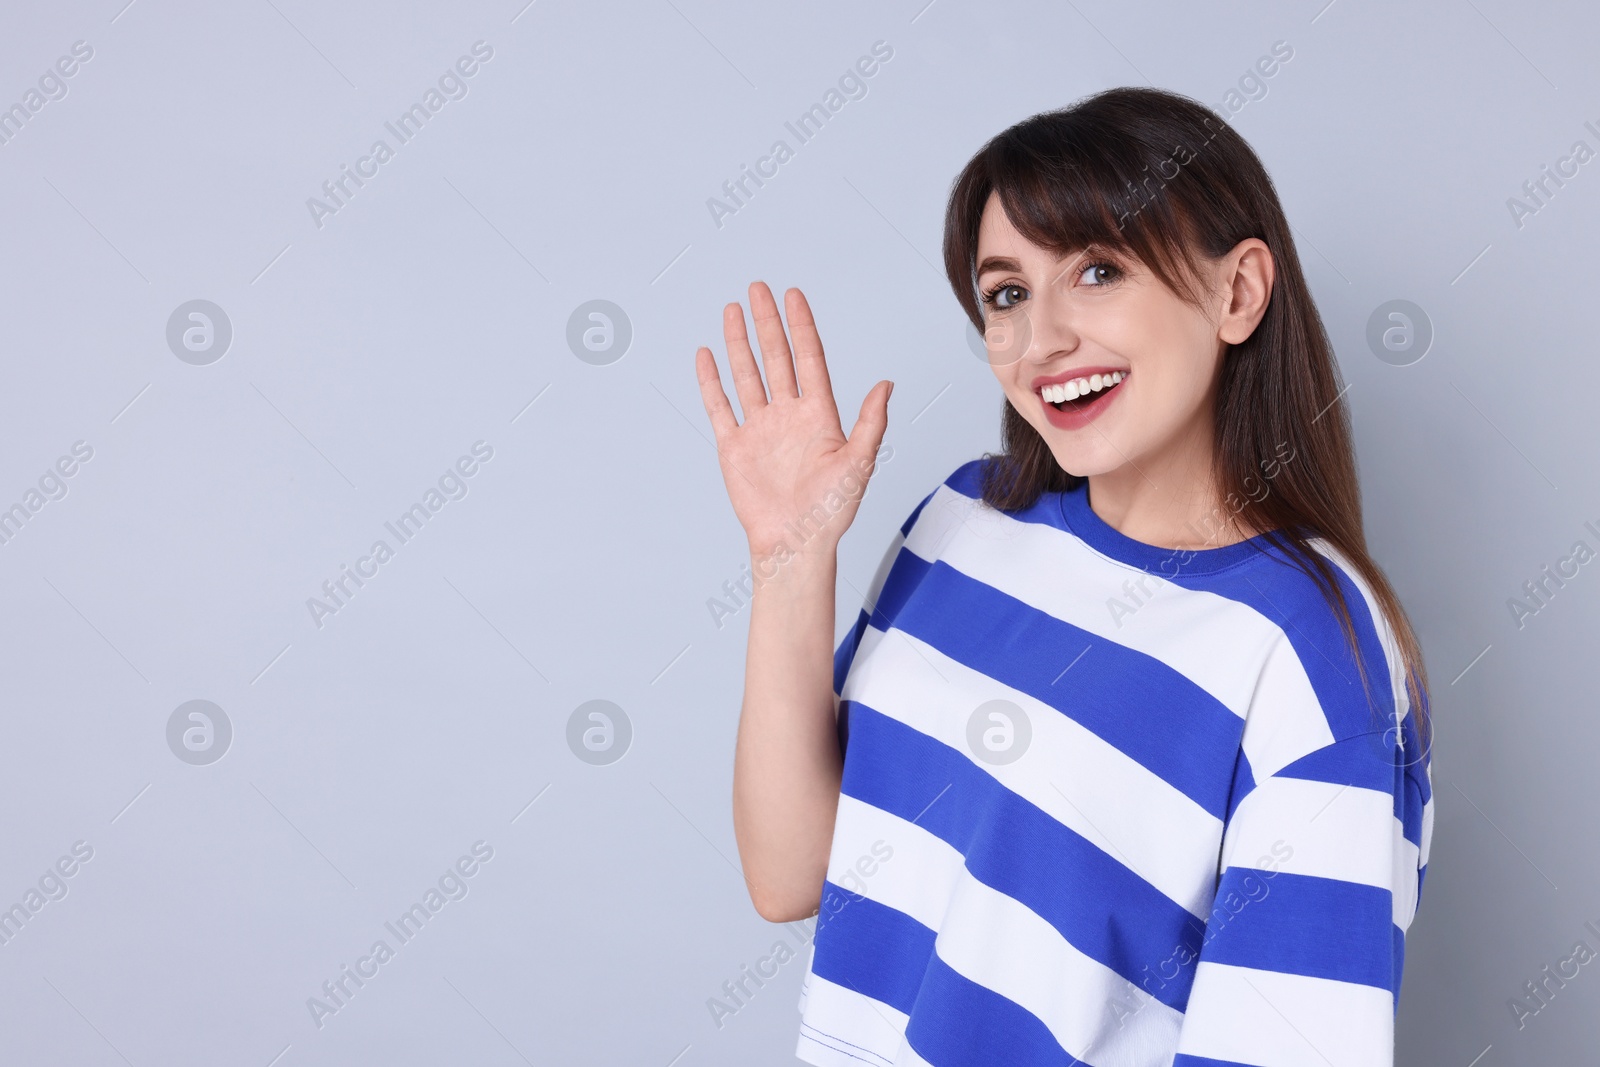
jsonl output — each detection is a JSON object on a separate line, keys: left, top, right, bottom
{"left": 1042, "top": 371, "right": 1124, "bottom": 404}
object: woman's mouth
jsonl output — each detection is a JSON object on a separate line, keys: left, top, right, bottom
{"left": 1037, "top": 370, "right": 1127, "bottom": 430}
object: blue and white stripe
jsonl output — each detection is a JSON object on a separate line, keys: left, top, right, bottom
{"left": 796, "top": 458, "right": 1435, "bottom": 1067}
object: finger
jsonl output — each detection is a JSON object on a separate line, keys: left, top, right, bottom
{"left": 722, "top": 300, "right": 769, "bottom": 419}
{"left": 748, "top": 280, "right": 800, "bottom": 401}
{"left": 785, "top": 288, "right": 841, "bottom": 428}
{"left": 694, "top": 345, "right": 740, "bottom": 441}
{"left": 845, "top": 380, "right": 892, "bottom": 471}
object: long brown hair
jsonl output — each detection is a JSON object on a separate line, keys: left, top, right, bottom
{"left": 941, "top": 86, "right": 1432, "bottom": 757}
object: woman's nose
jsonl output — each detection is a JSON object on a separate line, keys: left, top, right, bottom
{"left": 1020, "top": 296, "right": 1078, "bottom": 365}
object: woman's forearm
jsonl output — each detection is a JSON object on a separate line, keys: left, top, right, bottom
{"left": 731, "top": 545, "right": 844, "bottom": 922}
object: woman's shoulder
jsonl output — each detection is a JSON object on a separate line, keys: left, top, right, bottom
{"left": 1259, "top": 535, "right": 1402, "bottom": 653}
{"left": 892, "top": 456, "right": 993, "bottom": 535}
{"left": 1241, "top": 535, "right": 1427, "bottom": 753}
{"left": 938, "top": 455, "right": 992, "bottom": 502}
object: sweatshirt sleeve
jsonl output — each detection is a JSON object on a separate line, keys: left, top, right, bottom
{"left": 1171, "top": 724, "right": 1429, "bottom": 1066}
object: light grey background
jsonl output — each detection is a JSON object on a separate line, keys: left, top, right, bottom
{"left": 0, "top": 0, "right": 1594, "bottom": 1063}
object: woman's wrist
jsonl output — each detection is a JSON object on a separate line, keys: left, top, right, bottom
{"left": 746, "top": 537, "right": 836, "bottom": 587}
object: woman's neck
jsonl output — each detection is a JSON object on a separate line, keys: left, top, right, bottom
{"left": 1084, "top": 457, "right": 1259, "bottom": 552}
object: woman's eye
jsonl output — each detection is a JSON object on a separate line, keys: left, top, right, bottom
{"left": 1079, "top": 261, "right": 1120, "bottom": 286}
{"left": 990, "top": 284, "right": 1025, "bottom": 308}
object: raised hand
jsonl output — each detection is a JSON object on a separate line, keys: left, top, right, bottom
{"left": 694, "top": 282, "right": 892, "bottom": 561}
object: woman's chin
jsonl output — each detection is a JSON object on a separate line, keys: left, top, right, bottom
{"left": 1044, "top": 438, "right": 1129, "bottom": 480}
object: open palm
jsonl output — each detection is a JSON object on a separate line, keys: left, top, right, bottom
{"left": 695, "top": 282, "right": 892, "bottom": 561}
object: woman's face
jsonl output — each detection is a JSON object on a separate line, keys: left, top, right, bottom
{"left": 975, "top": 191, "right": 1266, "bottom": 482}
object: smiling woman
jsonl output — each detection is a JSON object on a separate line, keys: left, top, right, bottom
{"left": 695, "top": 85, "right": 1436, "bottom": 1067}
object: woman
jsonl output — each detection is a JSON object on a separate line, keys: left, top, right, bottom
{"left": 693, "top": 85, "right": 1435, "bottom": 1067}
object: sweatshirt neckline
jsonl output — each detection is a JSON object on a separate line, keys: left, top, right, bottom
{"left": 1057, "top": 479, "right": 1274, "bottom": 575}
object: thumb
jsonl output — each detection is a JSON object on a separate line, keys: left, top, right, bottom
{"left": 845, "top": 379, "right": 892, "bottom": 471}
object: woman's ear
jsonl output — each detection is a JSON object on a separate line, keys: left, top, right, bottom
{"left": 1217, "top": 238, "right": 1274, "bottom": 345}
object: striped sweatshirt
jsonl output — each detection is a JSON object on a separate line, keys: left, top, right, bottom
{"left": 795, "top": 458, "right": 1435, "bottom": 1067}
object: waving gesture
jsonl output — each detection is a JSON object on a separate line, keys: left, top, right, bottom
{"left": 695, "top": 282, "right": 893, "bottom": 560}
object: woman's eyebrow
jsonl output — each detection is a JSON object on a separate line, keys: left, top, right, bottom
{"left": 976, "top": 255, "right": 1022, "bottom": 276}
{"left": 977, "top": 248, "right": 1096, "bottom": 278}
